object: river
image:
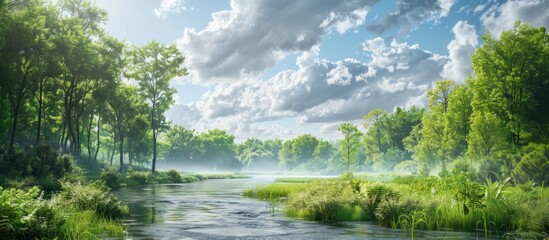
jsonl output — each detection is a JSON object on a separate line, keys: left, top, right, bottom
{"left": 114, "top": 176, "right": 486, "bottom": 239}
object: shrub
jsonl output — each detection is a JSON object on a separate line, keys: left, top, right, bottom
{"left": 360, "top": 182, "right": 399, "bottom": 215}
{"left": 166, "top": 169, "right": 182, "bottom": 183}
{"left": 374, "top": 198, "right": 419, "bottom": 228}
{"left": 101, "top": 167, "right": 121, "bottom": 188}
{"left": 512, "top": 143, "right": 549, "bottom": 185}
{"left": 53, "top": 181, "right": 128, "bottom": 219}
{"left": 127, "top": 171, "right": 151, "bottom": 185}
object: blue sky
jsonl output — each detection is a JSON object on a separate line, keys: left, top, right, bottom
{"left": 95, "top": 0, "right": 549, "bottom": 141}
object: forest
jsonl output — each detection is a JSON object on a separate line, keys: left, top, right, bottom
{"left": 1, "top": 0, "right": 548, "bottom": 239}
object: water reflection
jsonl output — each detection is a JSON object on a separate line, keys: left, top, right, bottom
{"left": 114, "top": 176, "right": 495, "bottom": 239}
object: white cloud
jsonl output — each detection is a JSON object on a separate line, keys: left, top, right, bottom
{"left": 327, "top": 65, "right": 353, "bottom": 86}
{"left": 441, "top": 21, "right": 478, "bottom": 83}
{"left": 176, "top": 38, "right": 446, "bottom": 134}
{"left": 153, "top": 0, "right": 189, "bottom": 19}
{"left": 178, "top": 0, "right": 380, "bottom": 83}
{"left": 481, "top": 0, "right": 549, "bottom": 38}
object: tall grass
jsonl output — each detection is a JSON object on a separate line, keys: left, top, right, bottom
{"left": 60, "top": 210, "right": 125, "bottom": 240}
{"left": 244, "top": 173, "right": 549, "bottom": 236}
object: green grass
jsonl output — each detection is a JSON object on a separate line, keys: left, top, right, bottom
{"left": 60, "top": 210, "right": 125, "bottom": 240}
{"left": 274, "top": 177, "right": 328, "bottom": 183}
{"left": 244, "top": 173, "right": 549, "bottom": 237}
{"left": 243, "top": 183, "right": 306, "bottom": 200}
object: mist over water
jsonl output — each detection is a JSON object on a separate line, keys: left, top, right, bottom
{"left": 114, "top": 176, "right": 488, "bottom": 239}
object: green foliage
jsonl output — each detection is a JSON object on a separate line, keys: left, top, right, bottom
{"left": 126, "top": 40, "right": 188, "bottom": 172}
{"left": 0, "top": 144, "right": 75, "bottom": 191}
{"left": 288, "top": 179, "right": 369, "bottom": 222}
{"left": 243, "top": 183, "right": 306, "bottom": 200}
{"left": 248, "top": 174, "right": 548, "bottom": 235}
{"left": 467, "top": 111, "right": 508, "bottom": 159}
{"left": 471, "top": 22, "right": 549, "bottom": 146}
{"left": 512, "top": 143, "right": 549, "bottom": 185}
{"left": 53, "top": 181, "right": 128, "bottom": 219}
{"left": 165, "top": 169, "right": 182, "bottom": 183}
{"left": 279, "top": 134, "right": 320, "bottom": 169}
{"left": 0, "top": 181, "right": 126, "bottom": 239}
{"left": 100, "top": 167, "right": 120, "bottom": 188}
{"left": 338, "top": 123, "right": 362, "bottom": 173}
{"left": 127, "top": 171, "right": 151, "bottom": 185}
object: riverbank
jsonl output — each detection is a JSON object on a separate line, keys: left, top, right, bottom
{"left": 244, "top": 173, "right": 548, "bottom": 239}
{"left": 99, "top": 167, "right": 248, "bottom": 188}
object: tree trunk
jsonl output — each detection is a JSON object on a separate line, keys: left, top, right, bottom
{"left": 152, "top": 127, "right": 157, "bottom": 173}
{"left": 36, "top": 77, "right": 44, "bottom": 145}
{"left": 93, "top": 110, "right": 101, "bottom": 162}
{"left": 151, "top": 102, "right": 157, "bottom": 173}
{"left": 87, "top": 107, "right": 95, "bottom": 162}
{"left": 119, "top": 132, "right": 124, "bottom": 173}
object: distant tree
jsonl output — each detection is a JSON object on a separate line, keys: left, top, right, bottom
{"left": 363, "top": 109, "right": 388, "bottom": 155}
{"left": 338, "top": 123, "right": 362, "bottom": 173}
{"left": 197, "top": 129, "right": 239, "bottom": 170}
{"left": 126, "top": 41, "right": 187, "bottom": 172}
{"left": 164, "top": 125, "right": 199, "bottom": 164}
{"left": 279, "top": 134, "right": 319, "bottom": 169}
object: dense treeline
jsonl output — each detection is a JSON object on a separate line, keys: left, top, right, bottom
{"left": 0, "top": 0, "right": 186, "bottom": 175}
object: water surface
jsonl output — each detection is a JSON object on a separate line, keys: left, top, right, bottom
{"left": 114, "top": 176, "right": 487, "bottom": 239}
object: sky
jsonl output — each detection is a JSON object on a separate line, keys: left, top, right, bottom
{"left": 94, "top": 0, "right": 549, "bottom": 141}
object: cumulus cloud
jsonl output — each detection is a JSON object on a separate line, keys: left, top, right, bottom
{"left": 178, "top": 0, "right": 381, "bottom": 83}
{"left": 153, "top": 0, "right": 190, "bottom": 19}
{"left": 441, "top": 21, "right": 478, "bottom": 83}
{"left": 366, "top": 0, "right": 456, "bottom": 35}
{"left": 481, "top": 0, "right": 549, "bottom": 38}
{"left": 187, "top": 38, "right": 446, "bottom": 133}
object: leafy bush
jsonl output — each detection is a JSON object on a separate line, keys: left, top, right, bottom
{"left": 512, "top": 143, "right": 549, "bottom": 185}
{"left": 360, "top": 182, "right": 399, "bottom": 214}
{"left": 127, "top": 171, "right": 151, "bottom": 185}
{"left": 101, "top": 167, "right": 121, "bottom": 188}
{"left": 166, "top": 169, "right": 182, "bottom": 183}
{"left": 53, "top": 181, "right": 128, "bottom": 219}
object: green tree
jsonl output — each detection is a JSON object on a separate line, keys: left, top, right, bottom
{"left": 164, "top": 125, "right": 199, "bottom": 164}
{"left": 363, "top": 109, "right": 388, "bottom": 155}
{"left": 417, "top": 80, "right": 455, "bottom": 171}
{"left": 0, "top": 0, "right": 52, "bottom": 148}
{"left": 444, "top": 84, "right": 473, "bottom": 158}
{"left": 384, "top": 106, "right": 424, "bottom": 152}
{"left": 279, "top": 134, "right": 319, "bottom": 169}
{"left": 126, "top": 41, "right": 187, "bottom": 172}
{"left": 471, "top": 22, "right": 549, "bottom": 146}
{"left": 197, "top": 129, "right": 238, "bottom": 170}
{"left": 338, "top": 122, "right": 362, "bottom": 173}
{"left": 466, "top": 111, "right": 507, "bottom": 159}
